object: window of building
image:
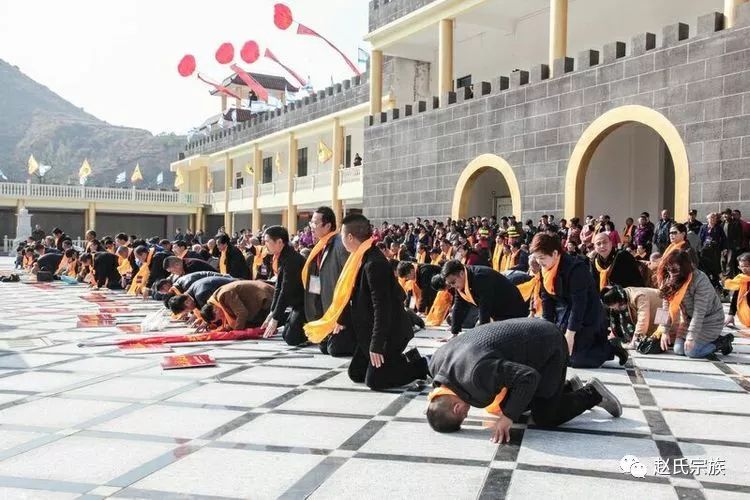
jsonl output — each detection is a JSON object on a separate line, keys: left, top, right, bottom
{"left": 298, "top": 147, "right": 308, "bottom": 177}
{"left": 262, "top": 157, "right": 273, "bottom": 184}
{"left": 456, "top": 75, "right": 472, "bottom": 89}
{"left": 345, "top": 135, "right": 352, "bottom": 168}
{"left": 235, "top": 172, "right": 244, "bottom": 189}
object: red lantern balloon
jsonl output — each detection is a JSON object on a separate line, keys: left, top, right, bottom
{"left": 274, "top": 3, "right": 293, "bottom": 30}
{"left": 240, "top": 41, "right": 260, "bottom": 64}
{"left": 177, "top": 55, "right": 196, "bottom": 77}
{"left": 215, "top": 42, "right": 235, "bottom": 65}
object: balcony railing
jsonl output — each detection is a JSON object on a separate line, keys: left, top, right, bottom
{"left": 260, "top": 183, "right": 275, "bottom": 196}
{"left": 294, "top": 175, "right": 314, "bottom": 192}
{"left": 229, "top": 186, "right": 254, "bottom": 201}
{"left": 340, "top": 165, "right": 362, "bottom": 185}
{"left": 0, "top": 182, "right": 200, "bottom": 205}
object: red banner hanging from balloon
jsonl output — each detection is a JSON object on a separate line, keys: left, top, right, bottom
{"left": 264, "top": 48, "right": 307, "bottom": 87}
{"left": 229, "top": 64, "right": 269, "bottom": 102}
{"left": 197, "top": 73, "right": 242, "bottom": 100}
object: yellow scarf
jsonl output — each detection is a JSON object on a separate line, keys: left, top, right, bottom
{"left": 417, "top": 249, "right": 427, "bottom": 264}
{"left": 67, "top": 260, "right": 79, "bottom": 277}
{"left": 398, "top": 276, "right": 413, "bottom": 294}
{"left": 440, "top": 248, "right": 453, "bottom": 263}
{"left": 426, "top": 289, "right": 453, "bottom": 326}
{"left": 502, "top": 249, "right": 520, "bottom": 272}
{"left": 117, "top": 253, "right": 133, "bottom": 275}
{"left": 55, "top": 256, "right": 69, "bottom": 275}
{"left": 427, "top": 386, "right": 508, "bottom": 415}
{"left": 411, "top": 263, "right": 422, "bottom": 307}
{"left": 657, "top": 240, "right": 686, "bottom": 276}
{"left": 252, "top": 245, "right": 267, "bottom": 278}
{"left": 303, "top": 238, "right": 374, "bottom": 343}
{"left": 666, "top": 272, "right": 693, "bottom": 323}
{"left": 219, "top": 249, "right": 228, "bottom": 274}
{"left": 456, "top": 269, "right": 477, "bottom": 306}
{"left": 127, "top": 248, "right": 154, "bottom": 295}
{"left": 492, "top": 245, "right": 504, "bottom": 271}
{"left": 301, "top": 232, "right": 337, "bottom": 288}
{"left": 207, "top": 295, "right": 237, "bottom": 331}
{"left": 726, "top": 274, "right": 750, "bottom": 327}
{"left": 430, "top": 255, "right": 441, "bottom": 265}
{"left": 516, "top": 273, "right": 540, "bottom": 302}
{"left": 272, "top": 253, "right": 279, "bottom": 275}
{"left": 594, "top": 256, "right": 612, "bottom": 291}
{"left": 541, "top": 256, "right": 560, "bottom": 296}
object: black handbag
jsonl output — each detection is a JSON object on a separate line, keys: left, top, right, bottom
{"left": 637, "top": 336, "right": 663, "bottom": 355}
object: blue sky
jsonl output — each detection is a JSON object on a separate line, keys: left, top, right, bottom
{"left": 0, "top": 0, "right": 370, "bottom": 135}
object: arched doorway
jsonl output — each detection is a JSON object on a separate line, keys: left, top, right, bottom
{"left": 452, "top": 154, "right": 522, "bottom": 219}
{"left": 565, "top": 105, "right": 689, "bottom": 222}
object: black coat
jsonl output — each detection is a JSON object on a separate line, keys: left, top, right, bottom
{"left": 542, "top": 253, "right": 604, "bottom": 334}
{"left": 147, "top": 251, "right": 173, "bottom": 288}
{"left": 451, "top": 266, "right": 527, "bottom": 334}
{"left": 37, "top": 253, "right": 63, "bottom": 273}
{"left": 270, "top": 245, "right": 306, "bottom": 322}
{"left": 187, "top": 276, "right": 237, "bottom": 307}
{"left": 414, "top": 264, "right": 441, "bottom": 312}
{"left": 590, "top": 249, "right": 645, "bottom": 289}
{"left": 183, "top": 258, "right": 216, "bottom": 275}
{"left": 430, "top": 318, "right": 567, "bottom": 421}
{"left": 223, "top": 244, "right": 251, "bottom": 279}
{"left": 93, "top": 252, "right": 122, "bottom": 289}
{"left": 183, "top": 251, "right": 203, "bottom": 260}
{"left": 173, "top": 271, "right": 225, "bottom": 292}
{"left": 340, "top": 246, "right": 413, "bottom": 354}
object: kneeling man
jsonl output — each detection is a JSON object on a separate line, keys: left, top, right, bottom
{"left": 427, "top": 318, "right": 621, "bottom": 442}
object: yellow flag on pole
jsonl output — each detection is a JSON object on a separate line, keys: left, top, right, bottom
{"left": 79, "top": 159, "right": 92, "bottom": 178}
{"left": 174, "top": 169, "right": 184, "bottom": 188}
{"left": 318, "top": 140, "right": 332, "bottom": 163}
{"left": 245, "top": 163, "right": 254, "bottom": 175}
{"left": 131, "top": 163, "right": 143, "bottom": 183}
{"left": 27, "top": 155, "right": 39, "bottom": 175}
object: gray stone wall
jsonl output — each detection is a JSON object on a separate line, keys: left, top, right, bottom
{"left": 369, "top": 0, "right": 438, "bottom": 32}
{"left": 183, "top": 74, "right": 370, "bottom": 157}
{"left": 363, "top": 8, "right": 750, "bottom": 225}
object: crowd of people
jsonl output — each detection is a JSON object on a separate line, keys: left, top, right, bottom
{"left": 10, "top": 205, "right": 742, "bottom": 442}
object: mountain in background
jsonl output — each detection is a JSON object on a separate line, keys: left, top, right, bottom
{"left": 0, "top": 59, "right": 184, "bottom": 188}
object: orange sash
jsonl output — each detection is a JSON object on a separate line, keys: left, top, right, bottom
{"left": 427, "top": 386, "right": 508, "bottom": 415}
{"left": 127, "top": 248, "right": 154, "bottom": 295}
{"left": 725, "top": 274, "right": 750, "bottom": 326}
{"left": 411, "top": 263, "right": 422, "bottom": 308}
{"left": 303, "top": 238, "right": 375, "bottom": 343}
{"left": 56, "top": 256, "right": 69, "bottom": 275}
{"left": 657, "top": 240, "right": 686, "bottom": 276}
{"left": 426, "top": 289, "right": 453, "bottom": 326}
{"left": 252, "top": 245, "right": 267, "bottom": 278}
{"left": 219, "top": 250, "right": 228, "bottom": 274}
{"left": 272, "top": 254, "right": 279, "bottom": 275}
{"left": 666, "top": 272, "right": 693, "bottom": 323}
{"left": 594, "top": 257, "right": 611, "bottom": 291}
{"left": 417, "top": 250, "right": 427, "bottom": 264}
{"left": 207, "top": 295, "right": 237, "bottom": 330}
{"left": 541, "top": 256, "right": 560, "bottom": 296}
{"left": 117, "top": 253, "right": 133, "bottom": 275}
{"left": 456, "top": 269, "right": 477, "bottom": 306}
{"left": 492, "top": 245, "right": 504, "bottom": 272}
{"left": 22, "top": 254, "right": 33, "bottom": 270}
{"left": 301, "top": 231, "right": 337, "bottom": 287}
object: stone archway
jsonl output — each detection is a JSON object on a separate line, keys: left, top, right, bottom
{"left": 451, "top": 154, "right": 522, "bottom": 219}
{"left": 564, "top": 105, "right": 690, "bottom": 220}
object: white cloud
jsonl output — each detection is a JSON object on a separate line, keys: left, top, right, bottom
{"left": 0, "top": 0, "right": 370, "bottom": 135}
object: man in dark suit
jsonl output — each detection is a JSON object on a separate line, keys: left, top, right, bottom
{"left": 396, "top": 261, "right": 441, "bottom": 313}
{"left": 303, "top": 206, "right": 354, "bottom": 357}
{"left": 34, "top": 250, "right": 63, "bottom": 274}
{"left": 217, "top": 233, "right": 250, "bottom": 279}
{"left": 80, "top": 252, "right": 122, "bottom": 289}
{"left": 163, "top": 256, "right": 215, "bottom": 277}
{"left": 167, "top": 274, "right": 238, "bottom": 314}
{"left": 173, "top": 240, "right": 203, "bottom": 260}
{"left": 337, "top": 214, "right": 429, "bottom": 390}
{"left": 441, "top": 261, "right": 528, "bottom": 337}
{"left": 52, "top": 228, "right": 69, "bottom": 252}
{"left": 262, "top": 226, "right": 307, "bottom": 346}
{"left": 427, "top": 319, "right": 622, "bottom": 441}
{"left": 134, "top": 247, "right": 173, "bottom": 290}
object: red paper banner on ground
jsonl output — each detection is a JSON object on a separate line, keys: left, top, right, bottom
{"left": 118, "top": 325, "right": 143, "bottom": 334}
{"left": 79, "top": 328, "right": 264, "bottom": 347}
{"left": 161, "top": 354, "right": 216, "bottom": 370}
{"left": 98, "top": 307, "right": 130, "bottom": 314}
{"left": 119, "top": 343, "right": 174, "bottom": 354}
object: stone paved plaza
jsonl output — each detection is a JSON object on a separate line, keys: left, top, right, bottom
{"left": 0, "top": 257, "right": 748, "bottom": 499}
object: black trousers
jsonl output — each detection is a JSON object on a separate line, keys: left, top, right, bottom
{"left": 348, "top": 342, "right": 427, "bottom": 390}
{"left": 568, "top": 323, "right": 615, "bottom": 368}
{"left": 530, "top": 340, "right": 602, "bottom": 427}
{"left": 280, "top": 308, "right": 307, "bottom": 346}
{"left": 319, "top": 328, "right": 357, "bottom": 357}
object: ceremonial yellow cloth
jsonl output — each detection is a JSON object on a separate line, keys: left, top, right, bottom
{"left": 427, "top": 386, "right": 508, "bottom": 415}
{"left": 207, "top": 296, "right": 236, "bottom": 331}
{"left": 219, "top": 250, "right": 228, "bottom": 275}
{"left": 417, "top": 249, "right": 427, "bottom": 264}
{"left": 301, "top": 232, "right": 337, "bottom": 288}
{"left": 127, "top": 248, "right": 154, "bottom": 295}
{"left": 666, "top": 272, "right": 693, "bottom": 323}
{"left": 303, "top": 238, "right": 374, "bottom": 343}
{"left": 541, "top": 256, "right": 560, "bottom": 296}
{"left": 426, "top": 289, "right": 453, "bottom": 326}
{"left": 594, "top": 258, "right": 611, "bottom": 292}
{"left": 456, "top": 270, "right": 477, "bottom": 306}
{"left": 726, "top": 274, "right": 750, "bottom": 327}
{"left": 492, "top": 245, "right": 504, "bottom": 271}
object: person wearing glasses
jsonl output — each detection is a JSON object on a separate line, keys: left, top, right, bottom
{"left": 655, "top": 250, "right": 733, "bottom": 357}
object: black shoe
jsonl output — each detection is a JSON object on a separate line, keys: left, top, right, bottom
{"left": 586, "top": 377, "right": 622, "bottom": 418}
{"left": 609, "top": 337, "right": 629, "bottom": 366}
{"left": 404, "top": 347, "right": 422, "bottom": 364}
{"left": 567, "top": 374, "right": 584, "bottom": 391}
{"left": 715, "top": 334, "right": 734, "bottom": 355}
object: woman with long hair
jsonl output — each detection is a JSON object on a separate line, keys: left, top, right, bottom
{"left": 656, "top": 250, "right": 732, "bottom": 357}
{"left": 530, "top": 233, "right": 628, "bottom": 368}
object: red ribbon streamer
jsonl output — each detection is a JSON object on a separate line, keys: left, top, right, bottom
{"left": 264, "top": 48, "right": 307, "bottom": 87}
{"left": 79, "top": 328, "right": 264, "bottom": 347}
{"left": 229, "top": 64, "right": 270, "bottom": 102}
{"left": 197, "top": 73, "right": 242, "bottom": 100}
{"left": 296, "top": 23, "right": 361, "bottom": 76}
